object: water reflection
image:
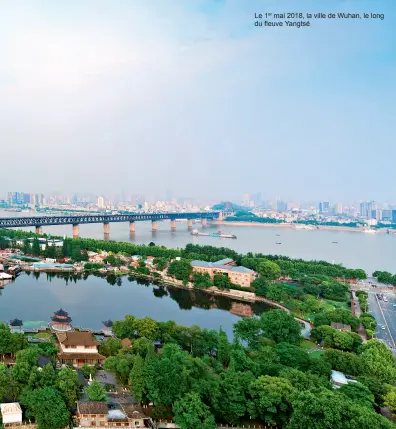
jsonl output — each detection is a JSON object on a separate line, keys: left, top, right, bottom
{"left": 12, "top": 272, "right": 270, "bottom": 318}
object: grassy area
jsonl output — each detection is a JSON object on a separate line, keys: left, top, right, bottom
{"left": 310, "top": 350, "right": 325, "bottom": 359}
{"left": 35, "top": 332, "right": 52, "bottom": 339}
{"left": 300, "top": 339, "right": 316, "bottom": 350}
{"left": 323, "top": 298, "right": 350, "bottom": 310}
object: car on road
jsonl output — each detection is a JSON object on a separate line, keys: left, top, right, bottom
{"left": 381, "top": 326, "right": 386, "bottom": 330}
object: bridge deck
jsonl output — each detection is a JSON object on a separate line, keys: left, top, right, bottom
{"left": 0, "top": 212, "right": 219, "bottom": 228}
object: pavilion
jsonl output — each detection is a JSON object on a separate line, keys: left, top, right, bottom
{"left": 102, "top": 320, "right": 113, "bottom": 336}
{"left": 9, "top": 319, "right": 23, "bottom": 333}
{"left": 50, "top": 309, "right": 72, "bottom": 332}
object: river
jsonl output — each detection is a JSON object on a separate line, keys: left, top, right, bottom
{"left": 0, "top": 209, "right": 395, "bottom": 274}
{"left": 0, "top": 272, "right": 270, "bottom": 337}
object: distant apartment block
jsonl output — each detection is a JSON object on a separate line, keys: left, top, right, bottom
{"left": 191, "top": 258, "right": 255, "bottom": 288}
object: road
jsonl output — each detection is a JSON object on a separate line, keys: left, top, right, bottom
{"left": 367, "top": 291, "right": 396, "bottom": 351}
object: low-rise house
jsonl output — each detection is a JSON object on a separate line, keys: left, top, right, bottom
{"left": 191, "top": 259, "right": 255, "bottom": 288}
{"left": 56, "top": 331, "right": 106, "bottom": 366}
{"left": 76, "top": 401, "right": 108, "bottom": 427}
{"left": 0, "top": 402, "right": 22, "bottom": 425}
{"left": 76, "top": 402, "right": 152, "bottom": 428}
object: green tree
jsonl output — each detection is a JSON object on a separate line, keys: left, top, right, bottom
{"left": 233, "top": 317, "right": 262, "bottom": 350}
{"left": 383, "top": 388, "right": 396, "bottom": 412}
{"left": 217, "top": 328, "right": 231, "bottom": 367}
{"left": 213, "top": 274, "right": 231, "bottom": 290}
{"left": 167, "top": 260, "right": 192, "bottom": 281}
{"left": 257, "top": 260, "right": 281, "bottom": 281}
{"left": 288, "top": 389, "right": 394, "bottom": 429}
{"left": 260, "top": 310, "right": 302, "bottom": 345}
{"left": 0, "top": 363, "right": 10, "bottom": 401}
{"left": 247, "top": 376, "right": 294, "bottom": 425}
{"left": 32, "top": 237, "right": 41, "bottom": 256}
{"left": 357, "top": 376, "right": 391, "bottom": 408}
{"left": 85, "top": 379, "right": 107, "bottom": 401}
{"left": 359, "top": 340, "right": 396, "bottom": 383}
{"left": 338, "top": 382, "right": 375, "bottom": 410}
{"left": 112, "top": 315, "right": 136, "bottom": 339}
{"left": 57, "top": 367, "right": 81, "bottom": 408}
{"left": 133, "top": 317, "right": 158, "bottom": 340}
{"left": 173, "top": 392, "right": 216, "bottom": 429}
{"left": 20, "top": 387, "right": 70, "bottom": 429}
{"left": 99, "top": 338, "right": 121, "bottom": 357}
{"left": 129, "top": 355, "right": 146, "bottom": 403}
{"left": 80, "top": 364, "right": 97, "bottom": 379}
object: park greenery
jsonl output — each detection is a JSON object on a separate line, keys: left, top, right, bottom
{"left": 101, "top": 311, "right": 396, "bottom": 428}
{"left": 373, "top": 271, "right": 396, "bottom": 286}
{"left": 0, "top": 297, "right": 395, "bottom": 427}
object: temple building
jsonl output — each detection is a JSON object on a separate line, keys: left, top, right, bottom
{"left": 50, "top": 309, "right": 72, "bottom": 332}
{"left": 56, "top": 331, "right": 106, "bottom": 366}
{"left": 9, "top": 319, "right": 23, "bottom": 333}
{"left": 102, "top": 320, "right": 113, "bottom": 336}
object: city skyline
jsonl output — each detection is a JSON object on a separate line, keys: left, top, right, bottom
{"left": 0, "top": 0, "right": 395, "bottom": 200}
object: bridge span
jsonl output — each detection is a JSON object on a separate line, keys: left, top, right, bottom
{"left": 0, "top": 212, "right": 221, "bottom": 237}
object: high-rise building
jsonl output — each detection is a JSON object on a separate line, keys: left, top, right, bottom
{"left": 360, "top": 201, "right": 376, "bottom": 218}
{"left": 97, "top": 196, "right": 105, "bottom": 208}
{"left": 382, "top": 210, "right": 392, "bottom": 221}
{"left": 334, "top": 203, "right": 343, "bottom": 214}
{"left": 277, "top": 200, "right": 288, "bottom": 212}
{"left": 392, "top": 210, "right": 396, "bottom": 224}
{"left": 318, "top": 202, "right": 330, "bottom": 213}
{"left": 243, "top": 193, "right": 250, "bottom": 206}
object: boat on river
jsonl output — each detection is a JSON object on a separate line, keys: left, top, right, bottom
{"left": 191, "top": 229, "right": 236, "bottom": 239}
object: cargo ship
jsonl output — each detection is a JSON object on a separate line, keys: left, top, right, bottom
{"left": 191, "top": 229, "right": 236, "bottom": 239}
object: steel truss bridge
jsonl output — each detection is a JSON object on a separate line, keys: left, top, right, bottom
{"left": 0, "top": 212, "right": 220, "bottom": 228}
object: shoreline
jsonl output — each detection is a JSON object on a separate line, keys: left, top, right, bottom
{"left": 17, "top": 268, "right": 312, "bottom": 335}
{"left": 212, "top": 220, "right": 390, "bottom": 234}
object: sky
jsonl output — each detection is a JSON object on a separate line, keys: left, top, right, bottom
{"left": 0, "top": 0, "right": 395, "bottom": 203}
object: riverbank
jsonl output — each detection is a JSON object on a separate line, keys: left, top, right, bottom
{"left": 212, "top": 220, "right": 390, "bottom": 234}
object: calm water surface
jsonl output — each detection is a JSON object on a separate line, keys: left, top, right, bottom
{"left": 0, "top": 273, "right": 270, "bottom": 337}
{"left": 1, "top": 209, "right": 395, "bottom": 274}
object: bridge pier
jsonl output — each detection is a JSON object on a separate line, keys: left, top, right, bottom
{"left": 201, "top": 218, "right": 207, "bottom": 228}
{"left": 170, "top": 219, "right": 176, "bottom": 231}
{"left": 187, "top": 219, "right": 193, "bottom": 229}
{"left": 152, "top": 221, "right": 158, "bottom": 232}
{"left": 129, "top": 221, "right": 135, "bottom": 233}
{"left": 218, "top": 211, "right": 224, "bottom": 221}
{"left": 35, "top": 226, "right": 42, "bottom": 235}
{"left": 103, "top": 222, "right": 110, "bottom": 237}
{"left": 72, "top": 224, "right": 79, "bottom": 238}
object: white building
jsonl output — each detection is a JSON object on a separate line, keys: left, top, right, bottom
{"left": 1, "top": 402, "right": 22, "bottom": 424}
{"left": 97, "top": 196, "right": 105, "bottom": 208}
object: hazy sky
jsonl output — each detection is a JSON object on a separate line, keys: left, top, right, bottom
{"left": 1, "top": 0, "right": 395, "bottom": 202}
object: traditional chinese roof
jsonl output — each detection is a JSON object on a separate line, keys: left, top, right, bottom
{"left": 120, "top": 338, "right": 132, "bottom": 348}
{"left": 57, "top": 331, "right": 101, "bottom": 347}
{"left": 122, "top": 404, "right": 149, "bottom": 420}
{"left": 51, "top": 315, "right": 72, "bottom": 323}
{"left": 102, "top": 320, "right": 113, "bottom": 327}
{"left": 77, "top": 401, "right": 108, "bottom": 415}
{"left": 58, "top": 352, "right": 106, "bottom": 361}
{"left": 9, "top": 319, "right": 23, "bottom": 327}
{"left": 54, "top": 308, "right": 69, "bottom": 316}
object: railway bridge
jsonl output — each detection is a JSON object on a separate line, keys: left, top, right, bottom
{"left": 0, "top": 212, "right": 220, "bottom": 237}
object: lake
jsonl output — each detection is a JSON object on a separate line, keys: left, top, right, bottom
{"left": 0, "top": 272, "right": 270, "bottom": 337}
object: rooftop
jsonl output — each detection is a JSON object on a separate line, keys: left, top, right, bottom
{"left": 190, "top": 260, "right": 254, "bottom": 273}
{"left": 9, "top": 318, "right": 23, "bottom": 327}
{"left": 1, "top": 402, "right": 22, "bottom": 415}
{"left": 77, "top": 401, "right": 108, "bottom": 415}
{"left": 57, "top": 331, "right": 101, "bottom": 346}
